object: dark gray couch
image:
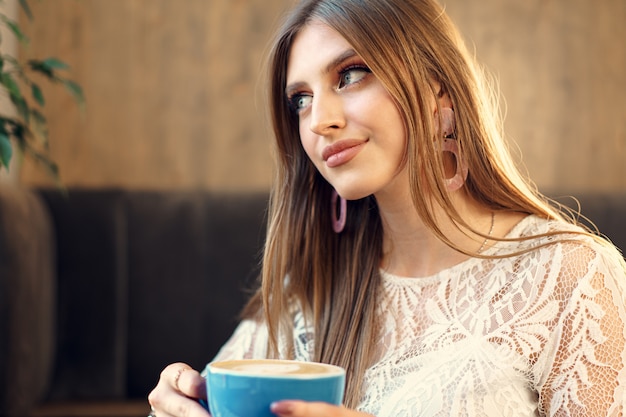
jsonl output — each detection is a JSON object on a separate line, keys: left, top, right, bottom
{"left": 0, "top": 184, "right": 624, "bottom": 417}
{"left": 0, "top": 185, "right": 267, "bottom": 417}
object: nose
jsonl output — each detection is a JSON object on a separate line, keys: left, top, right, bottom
{"left": 309, "top": 91, "right": 346, "bottom": 135}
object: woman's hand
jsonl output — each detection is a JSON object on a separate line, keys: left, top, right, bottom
{"left": 270, "top": 401, "right": 374, "bottom": 417}
{"left": 147, "top": 362, "right": 210, "bottom": 417}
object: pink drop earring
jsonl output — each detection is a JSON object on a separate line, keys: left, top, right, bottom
{"left": 438, "top": 107, "right": 468, "bottom": 191}
{"left": 442, "top": 138, "right": 468, "bottom": 191}
{"left": 331, "top": 189, "right": 347, "bottom": 233}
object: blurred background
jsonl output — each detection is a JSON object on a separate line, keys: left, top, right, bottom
{"left": 10, "top": 0, "right": 626, "bottom": 193}
{"left": 1, "top": 1, "right": 625, "bottom": 416}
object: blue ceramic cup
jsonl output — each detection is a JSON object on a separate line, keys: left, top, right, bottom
{"left": 204, "top": 359, "right": 345, "bottom": 417}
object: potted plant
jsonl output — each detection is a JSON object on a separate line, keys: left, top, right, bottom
{"left": 0, "top": 0, "right": 84, "bottom": 181}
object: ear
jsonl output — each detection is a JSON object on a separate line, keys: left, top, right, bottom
{"left": 434, "top": 80, "right": 453, "bottom": 109}
{"left": 431, "top": 79, "right": 455, "bottom": 137}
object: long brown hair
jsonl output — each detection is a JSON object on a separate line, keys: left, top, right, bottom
{"left": 243, "top": 0, "right": 602, "bottom": 408}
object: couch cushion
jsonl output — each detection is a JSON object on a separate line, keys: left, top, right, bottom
{"left": 125, "top": 191, "right": 267, "bottom": 397}
{"left": 38, "top": 189, "right": 129, "bottom": 400}
{"left": 0, "top": 184, "right": 56, "bottom": 417}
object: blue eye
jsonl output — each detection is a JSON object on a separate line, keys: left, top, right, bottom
{"left": 288, "top": 93, "right": 312, "bottom": 112}
{"left": 338, "top": 66, "right": 370, "bottom": 89}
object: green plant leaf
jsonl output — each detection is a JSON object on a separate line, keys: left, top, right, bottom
{"left": 0, "top": 130, "right": 12, "bottom": 169}
{"left": 0, "top": 118, "right": 8, "bottom": 138}
{"left": 18, "top": 0, "right": 33, "bottom": 21}
{"left": 29, "top": 58, "right": 71, "bottom": 78}
{"left": 28, "top": 59, "right": 53, "bottom": 77}
{"left": 30, "top": 108, "right": 48, "bottom": 142}
{"left": 1, "top": 71, "right": 22, "bottom": 100}
{"left": 9, "top": 94, "right": 29, "bottom": 124}
{"left": 0, "top": 14, "right": 29, "bottom": 44}
{"left": 60, "top": 78, "right": 85, "bottom": 105}
{"left": 31, "top": 83, "right": 44, "bottom": 106}
{"left": 42, "top": 57, "right": 70, "bottom": 71}
{"left": 11, "top": 122, "right": 26, "bottom": 148}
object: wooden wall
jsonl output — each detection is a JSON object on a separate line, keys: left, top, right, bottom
{"left": 445, "top": 0, "right": 626, "bottom": 193}
{"left": 17, "top": 0, "right": 291, "bottom": 191}
{"left": 17, "top": 0, "right": 626, "bottom": 193}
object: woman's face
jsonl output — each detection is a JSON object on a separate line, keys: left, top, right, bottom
{"left": 285, "top": 21, "right": 408, "bottom": 201}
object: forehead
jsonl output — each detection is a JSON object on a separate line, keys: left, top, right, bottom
{"left": 286, "top": 21, "right": 355, "bottom": 85}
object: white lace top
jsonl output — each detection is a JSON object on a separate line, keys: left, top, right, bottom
{"left": 213, "top": 215, "right": 626, "bottom": 416}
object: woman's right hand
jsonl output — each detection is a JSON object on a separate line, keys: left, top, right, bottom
{"left": 148, "top": 362, "right": 210, "bottom": 417}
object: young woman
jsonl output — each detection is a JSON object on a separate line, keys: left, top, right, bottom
{"left": 148, "top": 0, "right": 626, "bottom": 415}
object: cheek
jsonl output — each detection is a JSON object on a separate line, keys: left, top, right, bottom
{"left": 298, "top": 125, "right": 318, "bottom": 162}
{"left": 362, "top": 96, "right": 407, "bottom": 152}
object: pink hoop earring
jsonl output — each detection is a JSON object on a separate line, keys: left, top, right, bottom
{"left": 442, "top": 138, "right": 468, "bottom": 192}
{"left": 331, "top": 189, "right": 347, "bottom": 233}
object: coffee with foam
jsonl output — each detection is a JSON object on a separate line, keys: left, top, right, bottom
{"left": 210, "top": 359, "right": 341, "bottom": 376}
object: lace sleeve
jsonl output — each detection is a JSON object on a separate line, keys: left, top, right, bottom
{"left": 209, "top": 303, "right": 312, "bottom": 364}
{"left": 211, "top": 319, "right": 269, "bottom": 362}
{"left": 537, "top": 241, "right": 626, "bottom": 416}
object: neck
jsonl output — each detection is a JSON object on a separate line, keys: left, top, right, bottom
{"left": 375, "top": 181, "right": 494, "bottom": 278}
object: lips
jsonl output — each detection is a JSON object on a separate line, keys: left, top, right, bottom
{"left": 322, "top": 139, "right": 367, "bottom": 168}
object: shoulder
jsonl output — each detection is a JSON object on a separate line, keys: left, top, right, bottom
{"left": 505, "top": 214, "right": 618, "bottom": 255}
{"left": 519, "top": 216, "right": 624, "bottom": 299}
{"left": 494, "top": 214, "right": 625, "bottom": 291}
{"left": 510, "top": 213, "right": 583, "bottom": 238}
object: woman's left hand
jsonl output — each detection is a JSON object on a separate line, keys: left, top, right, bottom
{"left": 270, "top": 401, "right": 374, "bottom": 417}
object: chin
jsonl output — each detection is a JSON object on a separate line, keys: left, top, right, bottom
{"left": 334, "top": 188, "right": 374, "bottom": 201}
{"left": 325, "top": 173, "right": 383, "bottom": 201}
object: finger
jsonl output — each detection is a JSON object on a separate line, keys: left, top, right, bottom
{"left": 270, "top": 400, "right": 354, "bottom": 417}
{"left": 159, "top": 362, "right": 204, "bottom": 397}
{"left": 176, "top": 367, "right": 207, "bottom": 400}
{"left": 167, "top": 363, "right": 194, "bottom": 392}
{"left": 148, "top": 363, "right": 209, "bottom": 417}
{"left": 150, "top": 406, "right": 175, "bottom": 417}
{"left": 149, "top": 387, "right": 209, "bottom": 417}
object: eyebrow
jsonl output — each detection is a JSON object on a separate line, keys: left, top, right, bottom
{"left": 285, "top": 48, "right": 359, "bottom": 97}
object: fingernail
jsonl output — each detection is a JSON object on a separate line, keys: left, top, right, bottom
{"left": 270, "top": 401, "right": 294, "bottom": 415}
